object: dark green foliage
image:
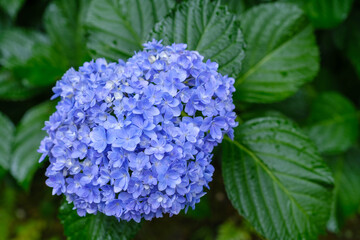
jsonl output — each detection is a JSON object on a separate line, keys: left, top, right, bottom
{"left": 235, "top": 3, "right": 319, "bottom": 103}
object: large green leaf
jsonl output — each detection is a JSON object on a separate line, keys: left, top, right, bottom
{"left": 222, "top": 117, "right": 334, "bottom": 240}
{"left": 235, "top": 3, "right": 319, "bottom": 103}
{"left": 149, "top": 0, "right": 245, "bottom": 77}
{"left": 86, "top": 0, "right": 176, "bottom": 61}
{"left": 10, "top": 101, "right": 55, "bottom": 189}
{"left": 0, "top": 111, "right": 14, "bottom": 175}
{"left": 327, "top": 148, "right": 360, "bottom": 232}
{"left": 284, "top": 0, "right": 354, "bottom": 29}
{"left": 304, "top": 92, "right": 358, "bottom": 155}
{"left": 44, "top": 0, "right": 90, "bottom": 67}
{"left": 59, "top": 201, "right": 141, "bottom": 240}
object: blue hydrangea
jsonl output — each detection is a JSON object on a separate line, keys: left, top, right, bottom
{"left": 38, "top": 40, "right": 238, "bottom": 222}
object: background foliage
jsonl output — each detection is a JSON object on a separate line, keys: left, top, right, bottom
{"left": 0, "top": 0, "right": 360, "bottom": 239}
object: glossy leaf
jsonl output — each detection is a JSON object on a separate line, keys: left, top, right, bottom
{"left": 0, "top": 111, "right": 14, "bottom": 172}
{"left": 149, "top": 0, "right": 245, "bottom": 77}
{"left": 10, "top": 102, "right": 55, "bottom": 189}
{"left": 235, "top": 3, "right": 319, "bottom": 103}
{"left": 222, "top": 117, "right": 334, "bottom": 240}
{"left": 305, "top": 92, "right": 358, "bottom": 155}
{"left": 59, "top": 201, "right": 141, "bottom": 240}
{"left": 86, "top": 0, "right": 176, "bottom": 60}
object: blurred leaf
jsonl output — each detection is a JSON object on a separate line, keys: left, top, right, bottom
{"left": 16, "top": 43, "right": 68, "bottom": 87}
{"left": 0, "top": 28, "right": 48, "bottom": 69}
{"left": 13, "top": 219, "right": 46, "bottom": 240}
{"left": 333, "top": 11, "right": 360, "bottom": 80}
{"left": 268, "top": 86, "right": 315, "bottom": 122}
{"left": 0, "top": 28, "right": 64, "bottom": 89}
{"left": 86, "top": 0, "right": 176, "bottom": 60}
{"left": 59, "top": 201, "right": 141, "bottom": 240}
{"left": 327, "top": 148, "right": 360, "bottom": 232}
{"left": 304, "top": 92, "right": 358, "bottom": 155}
{"left": 0, "top": 111, "right": 14, "bottom": 176}
{"left": 0, "top": 0, "right": 25, "bottom": 19}
{"left": 150, "top": 0, "right": 245, "bottom": 77}
{"left": 240, "top": 109, "right": 287, "bottom": 122}
{"left": 10, "top": 101, "right": 55, "bottom": 190}
{"left": 221, "top": 0, "right": 246, "bottom": 14}
{"left": 221, "top": 0, "right": 277, "bottom": 14}
{"left": 235, "top": 3, "right": 319, "bottom": 103}
{"left": 0, "top": 7, "right": 11, "bottom": 31}
{"left": 0, "top": 70, "right": 40, "bottom": 100}
{"left": 284, "top": 0, "right": 354, "bottom": 29}
{"left": 222, "top": 117, "right": 334, "bottom": 240}
{"left": 44, "top": 0, "right": 90, "bottom": 66}
{"left": 216, "top": 220, "right": 251, "bottom": 240}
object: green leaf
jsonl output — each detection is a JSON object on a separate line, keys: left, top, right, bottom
{"left": 221, "top": 0, "right": 277, "bottom": 14}
{"left": 0, "top": 28, "right": 48, "bottom": 69}
{"left": 221, "top": 0, "right": 247, "bottom": 14}
{"left": 0, "top": 0, "right": 24, "bottom": 19}
{"left": 44, "top": 0, "right": 90, "bottom": 67}
{"left": 268, "top": 86, "right": 315, "bottom": 122}
{"left": 16, "top": 43, "right": 69, "bottom": 87}
{"left": 222, "top": 117, "right": 334, "bottom": 240}
{"left": 0, "top": 111, "right": 14, "bottom": 172}
{"left": 149, "top": 0, "right": 245, "bottom": 77}
{"left": 10, "top": 101, "right": 55, "bottom": 189}
{"left": 59, "top": 201, "right": 141, "bottom": 240}
{"left": 0, "top": 28, "right": 66, "bottom": 88}
{"left": 284, "top": 0, "right": 354, "bottom": 29}
{"left": 327, "top": 148, "right": 360, "bottom": 232}
{"left": 304, "top": 92, "right": 358, "bottom": 155}
{"left": 0, "top": 70, "right": 40, "bottom": 101}
{"left": 235, "top": 3, "right": 319, "bottom": 103}
{"left": 86, "top": 0, "right": 176, "bottom": 61}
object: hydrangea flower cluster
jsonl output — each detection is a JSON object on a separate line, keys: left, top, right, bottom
{"left": 38, "top": 40, "right": 237, "bottom": 222}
